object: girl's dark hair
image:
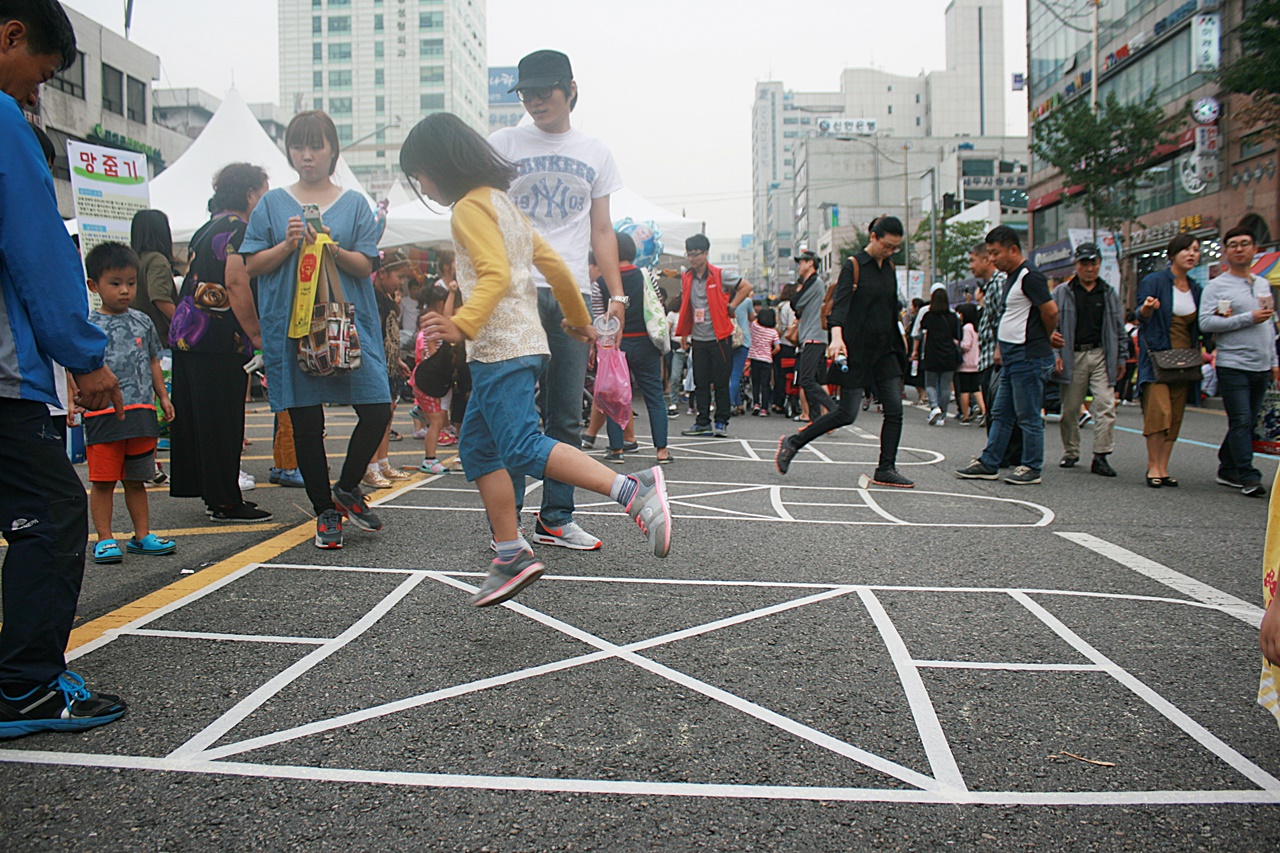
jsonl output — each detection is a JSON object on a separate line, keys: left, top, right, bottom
{"left": 928, "top": 288, "right": 950, "bottom": 312}
{"left": 1166, "top": 233, "right": 1200, "bottom": 259}
{"left": 756, "top": 306, "right": 777, "bottom": 328}
{"left": 130, "top": 209, "right": 173, "bottom": 262}
{"left": 957, "top": 302, "right": 979, "bottom": 327}
{"left": 422, "top": 285, "right": 449, "bottom": 310}
{"left": 666, "top": 292, "right": 682, "bottom": 313}
{"left": 400, "top": 112, "right": 517, "bottom": 205}
{"left": 30, "top": 124, "right": 56, "bottom": 168}
{"left": 211, "top": 163, "right": 269, "bottom": 214}
{"left": 911, "top": 297, "right": 926, "bottom": 310}
{"left": 285, "top": 110, "right": 341, "bottom": 176}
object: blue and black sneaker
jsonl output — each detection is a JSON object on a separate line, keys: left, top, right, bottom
{"left": 0, "top": 671, "right": 126, "bottom": 739}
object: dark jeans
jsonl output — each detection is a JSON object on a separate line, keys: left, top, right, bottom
{"left": 692, "top": 336, "right": 734, "bottom": 427}
{"left": 607, "top": 337, "right": 670, "bottom": 450}
{"left": 751, "top": 359, "right": 773, "bottom": 409}
{"left": 793, "top": 364, "right": 904, "bottom": 471}
{"left": 289, "top": 402, "right": 393, "bottom": 516}
{"left": 1217, "top": 366, "right": 1270, "bottom": 485}
{"left": 798, "top": 342, "right": 836, "bottom": 416}
{"left": 0, "top": 399, "right": 88, "bottom": 689}
{"left": 980, "top": 356, "right": 1054, "bottom": 473}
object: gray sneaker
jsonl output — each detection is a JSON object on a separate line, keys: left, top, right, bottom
{"left": 1004, "top": 465, "right": 1042, "bottom": 485}
{"left": 955, "top": 459, "right": 998, "bottom": 479}
{"left": 532, "top": 517, "right": 602, "bottom": 550}
{"left": 775, "top": 434, "right": 800, "bottom": 475}
{"left": 471, "top": 551, "right": 545, "bottom": 607}
{"left": 624, "top": 466, "right": 672, "bottom": 558}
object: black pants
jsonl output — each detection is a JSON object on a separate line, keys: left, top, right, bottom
{"left": 692, "top": 336, "right": 734, "bottom": 427}
{"left": 169, "top": 350, "right": 249, "bottom": 510}
{"left": 798, "top": 342, "right": 836, "bottom": 417}
{"left": 289, "top": 402, "right": 393, "bottom": 516}
{"left": 0, "top": 399, "right": 87, "bottom": 689}
{"left": 750, "top": 359, "right": 773, "bottom": 409}
{"left": 793, "top": 360, "right": 905, "bottom": 471}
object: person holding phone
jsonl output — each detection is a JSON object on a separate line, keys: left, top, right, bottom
{"left": 240, "top": 110, "right": 392, "bottom": 549}
{"left": 1199, "top": 226, "right": 1279, "bottom": 498}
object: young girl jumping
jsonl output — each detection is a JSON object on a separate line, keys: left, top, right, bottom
{"left": 400, "top": 113, "right": 673, "bottom": 608}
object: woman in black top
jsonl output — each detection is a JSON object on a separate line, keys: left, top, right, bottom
{"left": 168, "top": 164, "right": 273, "bottom": 522}
{"left": 913, "top": 288, "right": 960, "bottom": 426}
{"left": 774, "top": 218, "right": 912, "bottom": 487}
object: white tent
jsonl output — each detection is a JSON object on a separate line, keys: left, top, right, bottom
{"left": 378, "top": 185, "right": 704, "bottom": 250}
{"left": 67, "top": 88, "right": 373, "bottom": 242}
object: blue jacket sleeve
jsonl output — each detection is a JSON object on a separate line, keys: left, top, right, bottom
{"left": 0, "top": 96, "right": 106, "bottom": 374}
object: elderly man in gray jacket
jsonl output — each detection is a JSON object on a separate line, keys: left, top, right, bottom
{"left": 1049, "top": 243, "right": 1127, "bottom": 476}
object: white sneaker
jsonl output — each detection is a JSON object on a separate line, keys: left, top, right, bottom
{"left": 238, "top": 470, "right": 256, "bottom": 491}
{"left": 928, "top": 407, "right": 942, "bottom": 425}
{"left": 532, "top": 516, "right": 602, "bottom": 551}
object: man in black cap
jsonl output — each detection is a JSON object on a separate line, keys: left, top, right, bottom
{"left": 489, "top": 49, "right": 626, "bottom": 552}
{"left": 789, "top": 249, "right": 835, "bottom": 421}
{"left": 1049, "top": 242, "right": 1127, "bottom": 476}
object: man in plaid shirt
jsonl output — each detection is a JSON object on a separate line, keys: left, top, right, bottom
{"left": 971, "top": 244, "right": 1011, "bottom": 442}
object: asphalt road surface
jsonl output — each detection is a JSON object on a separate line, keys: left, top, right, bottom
{"left": 2, "top": 397, "right": 1278, "bottom": 851}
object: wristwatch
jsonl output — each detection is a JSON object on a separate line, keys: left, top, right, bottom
{"left": 610, "top": 295, "right": 630, "bottom": 307}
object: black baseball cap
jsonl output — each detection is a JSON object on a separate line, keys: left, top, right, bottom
{"left": 794, "top": 250, "right": 819, "bottom": 264}
{"left": 509, "top": 50, "right": 573, "bottom": 92}
{"left": 1074, "top": 242, "right": 1102, "bottom": 261}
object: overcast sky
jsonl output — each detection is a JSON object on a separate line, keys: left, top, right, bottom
{"left": 62, "top": 0, "right": 1029, "bottom": 240}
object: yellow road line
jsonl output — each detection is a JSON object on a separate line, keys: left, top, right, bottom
{"left": 65, "top": 474, "right": 427, "bottom": 652}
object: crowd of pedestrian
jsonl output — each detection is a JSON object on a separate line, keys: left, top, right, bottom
{"left": 0, "top": 1, "right": 1275, "bottom": 747}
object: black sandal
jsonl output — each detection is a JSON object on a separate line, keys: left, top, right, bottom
{"left": 1162, "top": 476, "right": 1179, "bottom": 487}
{"left": 1146, "top": 475, "right": 1163, "bottom": 488}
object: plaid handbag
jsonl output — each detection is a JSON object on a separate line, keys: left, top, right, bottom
{"left": 296, "top": 241, "right": 362, "bottom": 377}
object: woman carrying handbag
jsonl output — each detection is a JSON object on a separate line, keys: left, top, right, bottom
{"left": 1135, "top": 234, "right": 1205, "bottom": 488}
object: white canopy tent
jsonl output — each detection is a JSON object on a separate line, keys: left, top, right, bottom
{"left": 66, "top": 88, "right": 373, "bottom": 242}
{"left": 377, "top": 185, "right": 704, "bottom": 250}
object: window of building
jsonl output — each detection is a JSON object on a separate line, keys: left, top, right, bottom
{"left": 314, "top": 97, "right": 323, "bottom": 109}
{"left": 126, "top": 76, "right": 146, "bottom": 124}
{"left": 916, "top": 116, "right": 921, "bottom": 126}
{"left": 312, "top": 0, "right": 321, "bottom": 6}
{"left": 313, "top": 70, "right": 324, "bottom": 89}
{"left": 375, "top": 95, "right": 385, "bottom": 114}
{"left": 887, "top": 105, "right": 892, "bottom": 114}
{"left": 312, "top": 15, "right": 321, "bottom": 34}
{"left": 374, "top": 41, "right": 384, "bottom": 59}
{"left": 374, "top": 14, "right": 383, "bottom": 31}
{"left": 783, "top": 117, "right": 798, "bottom": 125}
{"left": 101, "top": 64, "right": 124, "bottom": 115}
{"left": 328, "top": 16, "right": 350, "bottom": 33}
{"left": 420, "top": 93, "right": 445, "bottom": 111}
{"left": 375, "top": 68, "right": 384, "bottom": 86}
{"left": 330, "top": 0, "right": 349, "bottom": 4}
{"left": 329, "top": 69, "right": 352, "bottom": 88}
{"left": 420, "top": 38, "right": 443, "bottom": 57}
{"left": 312, "top": 42, "right": 323, "bottom": 61}
{"left": 420, "top": 66, "right": 444, "bottom": 85}
{"left": 329, "top": 97, "right": 353, "bottom": 116}
{"left": 1241, "top": 136, "right": 1268, "bottom": 160}
{"left": 336, "top": 124, "right": 353, "bottom": 144}
{"left": 48, "top": 50, "right": 85, "bottom": 98}
{"left": 420, "top": 11, "right": 443, "bottom": 28}
{"left": 887, "top": 85, "right": 892, "bottom": 91}
{"left": 329, "top": 42, "right": 351, "bottom": 61}
{"left": 916, "top": 93, "right": 921, "bottom": 103}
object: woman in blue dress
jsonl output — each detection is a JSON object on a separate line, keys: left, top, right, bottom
{"left": 241, "top": 111, "right": 391, "bottom": 550}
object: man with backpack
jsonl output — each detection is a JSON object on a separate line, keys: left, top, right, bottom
{"left": 775, "top": 217, "right": 914, "bottom": 488}
{"left": 789, "top": 250, "right": 834, "bottom": 421}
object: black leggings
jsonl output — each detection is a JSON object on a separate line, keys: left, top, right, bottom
{"left": 288, "top": 403, "right": 393, "bottom": 515}
{"left": 793, "top": 370, "right": 904, "bottom": 471}
{"left": 750, "top": 360, "right": 773, "bottom": 409}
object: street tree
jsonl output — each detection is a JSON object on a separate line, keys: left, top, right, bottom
{"left": 1218, "top": 0, "right": 1280, "bottom": 140}
{"left": 911, "top": 214, "right": 991, "bottom": 284}
{"left": 1029, "top": 90, "right": 1172, "bottom": 237}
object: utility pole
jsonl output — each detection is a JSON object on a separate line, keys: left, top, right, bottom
{"left": 903, "top": 142, "right": 912, "bottom": 292}
{"left": 1090, "top": 0, "right": 1100, "bottom": 111}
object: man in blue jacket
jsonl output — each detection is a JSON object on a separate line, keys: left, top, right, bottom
{"left": 0, "top": 0, "right": 128, "bottom": 739}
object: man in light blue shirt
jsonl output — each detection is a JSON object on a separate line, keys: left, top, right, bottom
{"left": 1200, "top": 225, "right": 1279, "bottom": 498}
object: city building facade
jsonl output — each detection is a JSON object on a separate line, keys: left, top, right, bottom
{"left": 1026, "top": 0, "right": 1277, "bottom": 292}
{"left": 26, "top": 5, "right": 194, "bottom": 218}
{"left": 751, "top": 0, "right": 1018, "bottom": 293}
{"left": 278, "top": 0, "right": 488, "bottom": 196}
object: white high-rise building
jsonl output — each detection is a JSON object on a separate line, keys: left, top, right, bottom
{"left": 278, "top": 0, "right": 488, "bottom": 193}
{"left": 751, "top": 0, "right": 1009, "bottom": 289}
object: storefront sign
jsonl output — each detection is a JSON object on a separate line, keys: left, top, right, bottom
{"left": 87, "top": 123, "right": 163, "bottom": 167}
{"left": 1030, "top": 239, "right": 1074, "bottom": 271}
{"left": 817, "top": 117, "right": 878, "bottom": 136}
{"left": 488, "top": 67, "right": 519, "bottom": 105}
{"left": 1129, "top": 215, "right": 1219, "bottom": 250}
{"left": 1191, "top": 13, "right": 1220, "bottom": 71}
{"left": 962, "top": 174, "right": 1028, "bottom": 189}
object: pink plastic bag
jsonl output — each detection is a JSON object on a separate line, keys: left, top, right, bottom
{"left": 594, "top": 345, "right": 632, "bottom": 430}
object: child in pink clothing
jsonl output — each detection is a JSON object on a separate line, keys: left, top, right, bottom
{"left": 411, "top": 285, "right": 455, "bottom": 473}
{"left": 748, "top": 307, "right": 781, "bottom": 415}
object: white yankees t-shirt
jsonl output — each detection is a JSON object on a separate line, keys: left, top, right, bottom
{"left": 489, "top": 125, "right": 624, "bottom": 294}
